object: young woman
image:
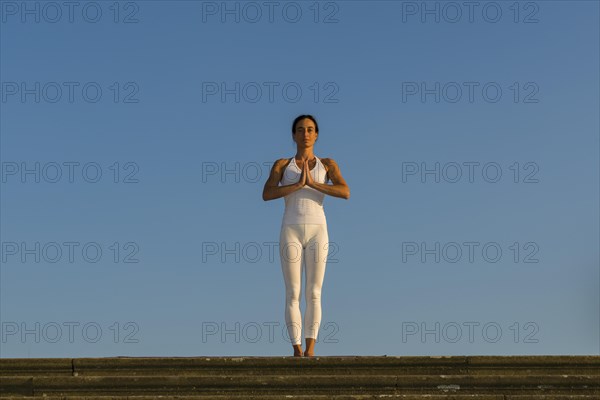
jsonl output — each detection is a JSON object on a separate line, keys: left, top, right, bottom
{"left": 262, "top": 115, "right": 350, "bottom": 357}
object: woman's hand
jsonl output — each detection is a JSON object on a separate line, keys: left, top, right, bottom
{"left": 298, "top": 160, "right": 307, "bottom": 187}
{"left": 304, "top": 160, "right": 314, "bottom": 187}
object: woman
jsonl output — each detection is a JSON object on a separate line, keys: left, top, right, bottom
{"left": 262, "top": 115, "right": 350, "bottom": 357}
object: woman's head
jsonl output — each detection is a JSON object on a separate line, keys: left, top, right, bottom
{"left": 291, "top": 115, "right": 319, "bottom": 147}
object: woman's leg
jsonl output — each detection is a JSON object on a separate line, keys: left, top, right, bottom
{"left": 279, "top": 224, "right": 304, "bottom": 355}
{"left": 303, "top": 224, "right": 329, "bottom": 356}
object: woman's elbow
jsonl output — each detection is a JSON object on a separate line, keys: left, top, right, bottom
{"left": 262, "top": 189, "right": 272, "bottom": 201}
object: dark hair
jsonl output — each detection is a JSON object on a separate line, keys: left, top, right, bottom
{"left": 291, "top": 114, "right": 319, "bottom": 136}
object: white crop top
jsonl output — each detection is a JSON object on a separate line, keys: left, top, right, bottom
{"left": 280, "top": 156, "right": 328, "bottom": 225}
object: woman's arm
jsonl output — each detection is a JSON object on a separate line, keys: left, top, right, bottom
{"left": 308, "top": 158, "right": 350, "bottom": 200}
{"left": 262, "top": 159, "right": 303, "bottom": 201}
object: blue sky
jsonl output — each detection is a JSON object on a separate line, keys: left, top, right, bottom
{"left": 1, "top": 0, "right": 598, "bottom": 357}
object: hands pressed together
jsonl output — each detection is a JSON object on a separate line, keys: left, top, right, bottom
{"left": 298, "top": 159, "right": 315, "bottom": 188}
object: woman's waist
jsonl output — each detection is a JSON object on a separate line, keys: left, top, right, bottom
{"left": 283, "top": 198, "right": 325, "bottom": 210}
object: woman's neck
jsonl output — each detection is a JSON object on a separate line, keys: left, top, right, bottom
{"left": 294, "top": 150, "right": 315, "bottom": 161}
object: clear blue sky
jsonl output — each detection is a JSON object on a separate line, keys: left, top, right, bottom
{"left": 1, "top": 0, "right": 598, "bottom": 357}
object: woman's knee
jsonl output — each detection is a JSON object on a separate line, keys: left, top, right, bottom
{"left": 286, "top": 286, "right": 302, "bottom": 304}
{"left": 305, "top": 286, "right": 322, "bottom": 302}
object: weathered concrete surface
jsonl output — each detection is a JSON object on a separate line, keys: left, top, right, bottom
{"left": 1, "top": 356, "right": 598, "bottom": 398}
{"left": 4, "top": 355, "right": 599, "bottom": 376}
{"left": 0, "top": 396, "right": 599, "bottom": 400}
{"left": 0, "top": 396, "right": 598, "bottom": 399}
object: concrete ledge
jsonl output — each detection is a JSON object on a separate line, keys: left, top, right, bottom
{"left": 0, "top": 395, "right": 599, "bottom": 400}
{"left": 1, "top": 356, "right": 598, "bottom": 397}
{"left": 0, "top": 396, "right": 599, "bottom": 400}
{"left": 3, "top": 355, "right": 599, "bottom": 376}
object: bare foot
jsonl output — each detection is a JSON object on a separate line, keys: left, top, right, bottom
{"left": 304, "top": 338, "right": 316, "bottom": 357}
{"left": 293, "top": 344, "right": 303, "bottom": 357}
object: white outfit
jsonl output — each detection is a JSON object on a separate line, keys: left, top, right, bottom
{"left": 281, "top": 156, "right": 328, "bottom": 226}
{"left": 279, "top": 156, "right": 329, "bottom": 345}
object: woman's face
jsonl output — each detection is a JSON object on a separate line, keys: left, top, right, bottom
{"left": 293, "top": 118, "right": 318, "bottom": 148}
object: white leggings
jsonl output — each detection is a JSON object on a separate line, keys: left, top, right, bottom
{"left": 279, "top": 223, "right": 329, "bottom": 345}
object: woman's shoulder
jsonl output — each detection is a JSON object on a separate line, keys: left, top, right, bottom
{"left": 319, "top": 157, "right": 339, "bottom": 171}
{"left": 319, "top": 157, "right": 337, "bottom": 163}
{"left": 274, "top": 157, "right": 293, "bottom": 169}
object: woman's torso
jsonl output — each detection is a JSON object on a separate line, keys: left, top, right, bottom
{"left": 280, "top": 156, "right": 329, "bottom": 226}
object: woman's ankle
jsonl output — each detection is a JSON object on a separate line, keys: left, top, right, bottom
{"left": 293, "top": 344, "right": 303, "bottom": 357}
